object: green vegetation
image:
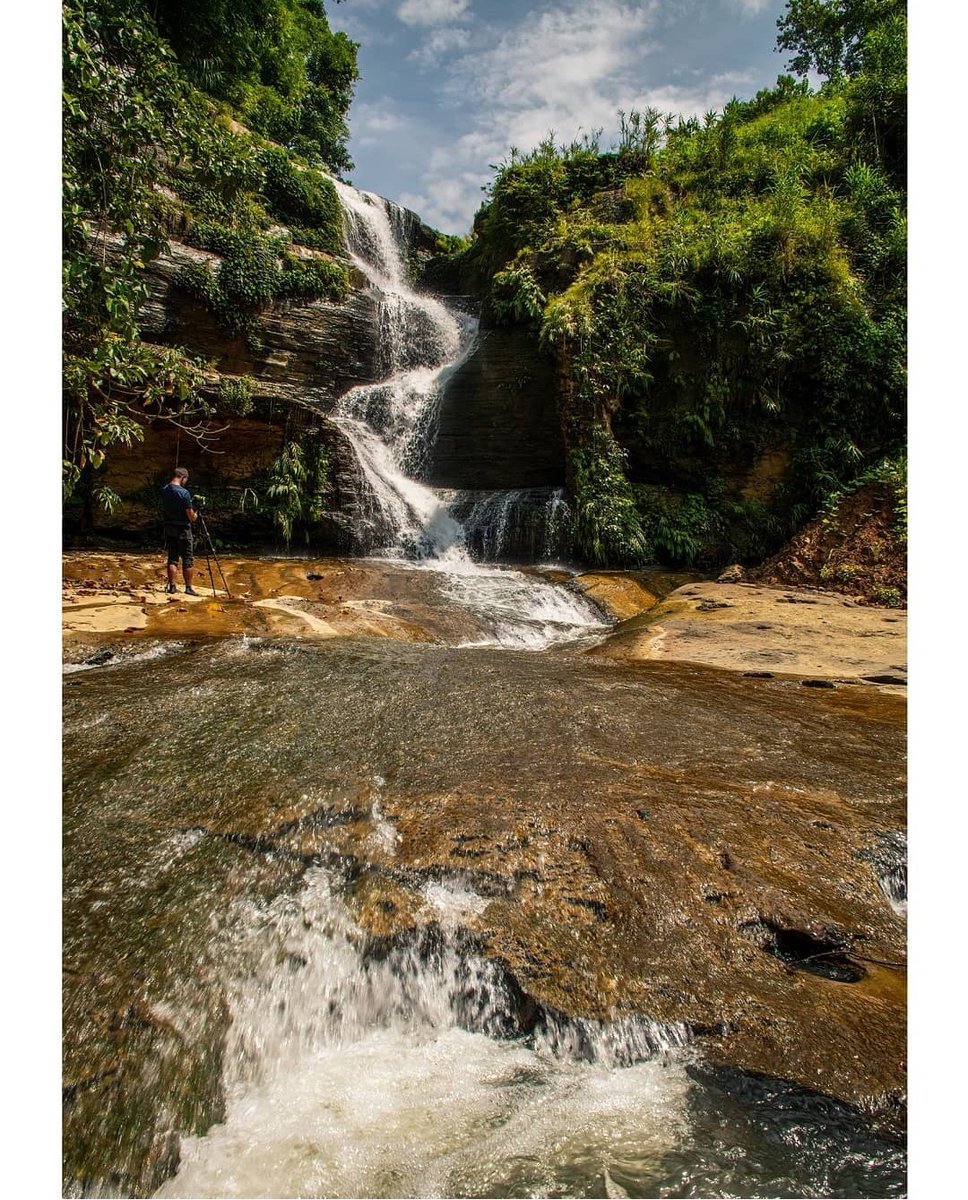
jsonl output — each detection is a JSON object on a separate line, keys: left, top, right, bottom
{"left": 266, "top": 436, "right": 330, "bottom": 544}
{"left": 821, "top": 452, "right": 906, "bottom": 539}
{"left": 151, "top": 0, "right": 358, "bottom": 174}
{"left": 217, "top": 374, "right": 257, "bottom": 416}
{"left": 440, "top": 0, "right": 906, "bottom": 567}
{"left": 63, "top": 0, "right": 356, "bottom": 507}
{"left": 176, "top": 225, "right": 348, "bottom": 337}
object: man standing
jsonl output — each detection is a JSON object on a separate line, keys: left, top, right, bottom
{"left": 161, "top": 467, "right": 199, "bottom": 595}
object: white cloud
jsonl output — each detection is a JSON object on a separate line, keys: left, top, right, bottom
{"left": 399, "top": 170, "right": 487, "bottom": 231}
{"left": 727, "top": 0, "right": 773, "bottom": 14}
{"left": 409, "top": 25, "right": 473, "bottom": 68}
{"left": 371, "top": 0, "right": 784, "bottom": 233}
{"left": 350, "top": 101, "right": 414, "bottom": 148}
{"left": 454, "top": 0, "right": 661, "bottom": 146}
{"left": 397, "top": 0, "right": 470, "bottom": 26}
{"left": 406, "top": 0, "right": 666, "bottom": 230}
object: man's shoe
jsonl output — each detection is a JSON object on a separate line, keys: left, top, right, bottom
{"left": 165, "top": 583, "right": 177, "bottom": 594}
{"left": 185, "top": 586, "right": 200, "bottom": 596}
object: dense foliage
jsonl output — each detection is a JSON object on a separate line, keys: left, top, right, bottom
{"left": 151, "top": 0, "right": 358, "bottom": 174}
{"left": 63, "top": 0, "right": 356, "bottom": 508}
{"left": 446, "top": 1, "right": 906, "bottom": 567}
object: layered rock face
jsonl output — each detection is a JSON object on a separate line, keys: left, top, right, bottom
{"left": 422, "top": 325, "right": 565, "bottom": 490}
{"left": 139, "top": 244, "right": 384, "bottom": 405}
{"left": 64, "top": 232, "right": 388, "bottom": 549}
{"left": 71, "top": 409, "right": 379, "bottom": 553}
{"left": 66, "top": 214, "right": 570, "bottom": 555}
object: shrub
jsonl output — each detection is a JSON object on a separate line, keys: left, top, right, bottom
{"left": 218, "top": 374, "right": 256, "bottom": 416}
{"left": 258, "top": 146, "right": 343, "bottom": 254}
{"left": 279, "top": 254, "right": 349, "bottom": 302}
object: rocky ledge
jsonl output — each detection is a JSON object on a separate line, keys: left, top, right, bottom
{"left": 591, "top": 579, "right": 907, "bottom": 689}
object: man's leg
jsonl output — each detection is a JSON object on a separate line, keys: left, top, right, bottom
{"left": 181, "top": 529, "right": 197, "bottom": 592}
{"left": 165, "top": 531, "right": 179, "bottom": 590}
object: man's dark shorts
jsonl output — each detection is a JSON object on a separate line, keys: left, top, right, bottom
{"left": 164, "top": 524, "right": 194, "bottom": 568}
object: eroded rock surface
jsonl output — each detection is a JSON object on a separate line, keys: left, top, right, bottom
{"left": 595, "top": 580, "right": 907, "bottom": 688}
{"left": 62, "top": 556, "right": 906, "bottom": 1192}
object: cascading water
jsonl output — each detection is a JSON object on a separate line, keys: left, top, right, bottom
{"left": 64, "top": 637, "right": 907, "bottom": 1200}
{"left": 328, "top": 180, "right": 602, "bottom": 648}
{"left": 155, "top": 865, "right": 694, "bottom": 1200}
{"left": 447, "top": 487, "right": 573, "bottom": 563}
{"left": 60, "top": 182, "right": 906, "bottom": 1199}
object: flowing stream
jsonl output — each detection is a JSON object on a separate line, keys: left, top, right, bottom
{"left": 64, "top": 637, "right": 906, "bottom": 1199}
{"left": 62, "top": 182, "right": 906, "bottom": 1198}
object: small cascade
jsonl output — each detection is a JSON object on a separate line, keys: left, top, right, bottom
{"left": 155, "top": 866, "right": 692, "bottom": 1200}
{"left": 862, "top": 831, "right": 907, "bottom": 917}
{"left": 448, "top": 487, "right": 574, "bottom": 562}
{"left": 325, "top": 180, "right": 605, "bottom": 646}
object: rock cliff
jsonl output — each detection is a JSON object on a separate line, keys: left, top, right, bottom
{"left": 65, "top": 217, "right": 568, "bottom": 554}
{"left": 423, "top": 326, "right": 565, "bottom": 490}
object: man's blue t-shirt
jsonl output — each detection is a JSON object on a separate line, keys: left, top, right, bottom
{"left": 161, "top": 482, "right": 194, "bottom": 526}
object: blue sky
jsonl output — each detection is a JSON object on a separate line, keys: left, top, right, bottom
{"left": 328, "top": 0, "right": 792, "bottom": 233}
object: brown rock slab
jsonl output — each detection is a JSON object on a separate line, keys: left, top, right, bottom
{"left": 593, "top": 581, "right": 906, "bottom": 687}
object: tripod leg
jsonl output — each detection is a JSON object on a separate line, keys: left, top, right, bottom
{"left": 212, "top": 556, "right": 232, "bottom": 599}
{"left": 198, "top": 521, "right": 216, "bottom": 597}
{"left": 197, "top": 515, "right": 231, "bottom": 599}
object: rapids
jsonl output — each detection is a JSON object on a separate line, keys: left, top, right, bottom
{"left": 63, "top": 636, "right": 906, "bottom": 1199}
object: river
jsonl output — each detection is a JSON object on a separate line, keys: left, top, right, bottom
{"left": 62, "top": 180, "right": 906, "bottom": 1198}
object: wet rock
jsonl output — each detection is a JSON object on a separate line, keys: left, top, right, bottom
{"left": 423, "top": 326, "right": 565, "bottom": 489}
{"left": 63, "top": 572, "right": 907, "bottom": 1183}
{"left": 84, "top": 649, "right": 115, "bottom": 666}
{"left": 595, "top": 580, "right": 907, "bottom": 684}
{"left": 858, "top": 832, "right": 907, "bottom": 910}
{"left": 741, "top": 918, "right": 866, "bottom": 983}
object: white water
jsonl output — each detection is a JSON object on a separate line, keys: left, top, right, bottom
{"left": 155, "top": 867, "right": 692, "bottom": 1200}
{"left": 448, "top": 487, "right": 573, "bottom": 563}
{"left": 328, "top": 180, "right": 605, "bottom": 649}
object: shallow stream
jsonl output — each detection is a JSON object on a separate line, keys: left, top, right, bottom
{"left": 63, "top": 630, "right": 905, "bottom": 1198}
{"left": 63, "top": 176, "right": 905, "bottom": 1198}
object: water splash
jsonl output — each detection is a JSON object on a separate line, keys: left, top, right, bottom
{"left": 155, "top": 868, "right": 692, "bottom": 1200}
{"left": 861, "top": 832, "right": 907, "bottom": 917}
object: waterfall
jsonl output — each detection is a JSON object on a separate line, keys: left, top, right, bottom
{"left": 447, "top": 487, "right": 573, "bottom": 563}
{"left": 330, "top": 179, "right": 475, "bottom": 560}
{"left": 326, "top": 181, "right": 602, "bottom": 647}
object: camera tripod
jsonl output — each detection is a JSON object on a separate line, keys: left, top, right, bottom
{"left": 194, "top": 507, "right": 233, "bottom": 600}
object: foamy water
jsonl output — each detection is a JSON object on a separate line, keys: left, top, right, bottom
{"left": 326, "top": 180, "right": 604, "bottom": 651}
{"left": 155, "top": 868, "right": 691, "bottom": 1200}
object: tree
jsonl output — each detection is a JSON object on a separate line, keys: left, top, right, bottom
{"left": 776, "top": 0, "right": 905, "bottom": 80}
{"left": 149, "top": 0, "right": 359, "bottom": 172}
{"left": 63, "top": 1, "right": 231, "bottom": 496}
